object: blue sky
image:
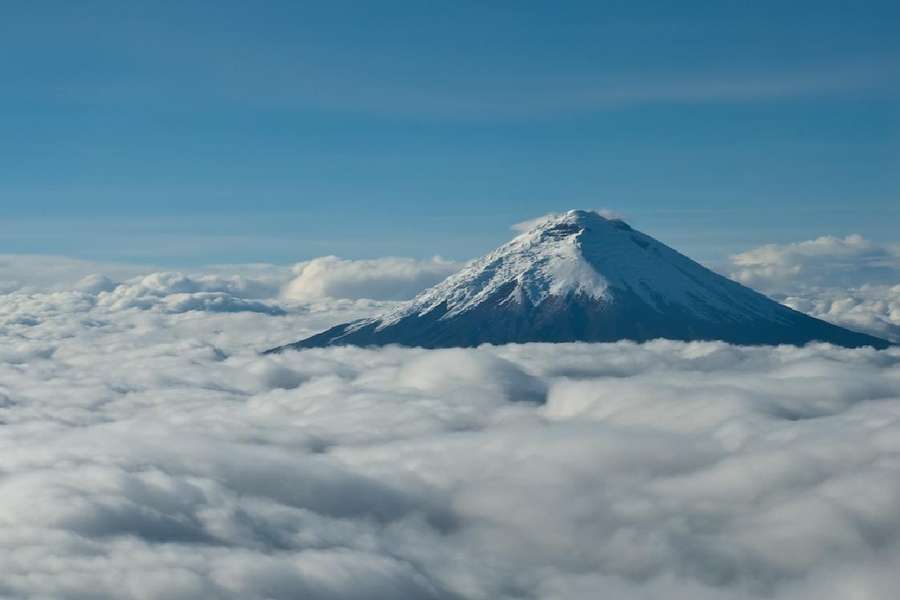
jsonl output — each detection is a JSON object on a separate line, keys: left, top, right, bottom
{"left": 1, "top": 1, "right": 898, "bottom": 266}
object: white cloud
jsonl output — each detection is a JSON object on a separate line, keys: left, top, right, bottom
{"left": 74, "top": 274, "right": 120, "bottom": 294}
{"left": 0, "top": 254, "right": 422, "bottom": 317}
{"left": 511, "top": 214, "right": 557, "bottom": 233}
{"left": 0, "top": 262, "right": 898, "bottom": 599}
{"left": 725, "top": 235, "right": 900, "bottom": 343}
{"left": 729, "top": 235, "right": 900, "bottom": 292}
{"left": 97, "top": 272, "right": 285, "bottom": 314}
{"left": 282, "top": 256, "right": 460, "bottom": 302}
{"left": 594, "top": 208, "right": 627, "bottom": 221}
{"left": 777, "top": 284, "right": 900, "bottom": 343}
{"left": 0, "top": 254, "right": 151, "bottom": 293}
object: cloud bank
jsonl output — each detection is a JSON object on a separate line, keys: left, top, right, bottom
{"left": 0, "top": 254, "right": 151, "bottom": 293}
{"left": 0, "top": 255, "right": 460, "bottom": 326}
{"left": 779, "top": 285, "right": 900, "bottom": 344}
{"left": 0, "top": 259, "right": 898, "bottom": 599}
{"left": 281, "top": 256, "right": 460, "bottom": 301}
{"left": 729, "top": 235, "right": 900, "bottom": 292}
{"left": 727, "top": 235, "right": 900, "bottom": 342}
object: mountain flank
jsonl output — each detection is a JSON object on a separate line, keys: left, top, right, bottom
{"left": 268, "top": 210, "right": 890, "bottom": 351}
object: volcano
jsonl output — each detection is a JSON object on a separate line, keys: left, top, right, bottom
{"left": 268, "top": 211, "right": 890, "bottom": 351}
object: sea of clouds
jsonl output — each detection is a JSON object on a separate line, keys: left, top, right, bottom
{"left": 0, "top": 235, "right": 897, "bottom": 599}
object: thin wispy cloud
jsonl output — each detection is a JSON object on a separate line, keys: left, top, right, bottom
{"left": 36, "top": 60, "right": 898, "bottom": 120}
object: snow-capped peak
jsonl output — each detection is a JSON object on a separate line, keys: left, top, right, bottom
{"left": 374, "top": 211, "right": 614, "bottom": 328}
{"left": 270, "top": 209, "right": 891, "bottom": 351}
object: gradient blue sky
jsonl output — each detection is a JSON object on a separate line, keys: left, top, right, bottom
{"left": 2, "top": 1, "right": 898, "bottom": 266}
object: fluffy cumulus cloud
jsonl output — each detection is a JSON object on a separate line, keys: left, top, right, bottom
{"left": 726, "top": 235, "right": 900, "bottom": 342}
{"left": 729, "top": 235, "right": 900, "bottom": 291}
{"left": 282, "top": 256, "right": 460, "bottom": 301}
{"left": 779, "top": 284, "right": 900, "bottom": 343}
{"left": 95, "top": 272, "right": 287, "bottom": 315}
{"left": 0, "top": 253, "right": 898, "bottom": 599}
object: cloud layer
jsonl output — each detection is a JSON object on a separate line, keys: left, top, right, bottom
{"left": 0, "top": 261, "right": 898, "bottom": 599}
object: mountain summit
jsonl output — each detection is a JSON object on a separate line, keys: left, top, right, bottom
{"left": 269, "top": 210, "right": 889, "bottom": 351}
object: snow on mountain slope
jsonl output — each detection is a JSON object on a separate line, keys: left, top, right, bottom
{"left": 378, "top": 210, "right": 780, "bottom": 326}
{"left": 379, "top": 213, "right": 613, "bottom": 325}
{"left": 269, "top": 211, "right": 891, "bottom": 351}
